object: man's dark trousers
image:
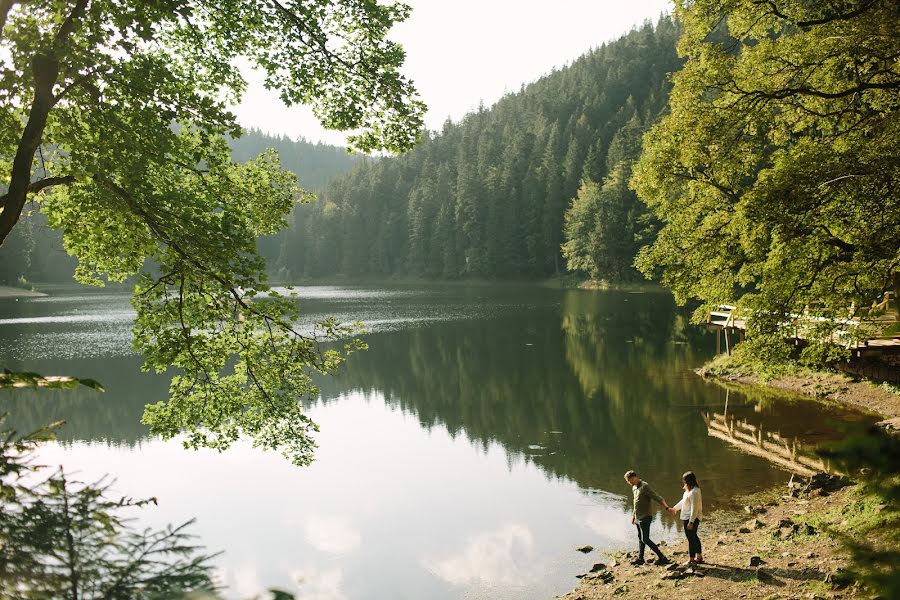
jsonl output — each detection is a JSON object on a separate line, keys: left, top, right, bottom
{"left": 636, "top": 516, "right": 664, "bottom": 560}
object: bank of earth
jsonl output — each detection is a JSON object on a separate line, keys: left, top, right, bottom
{"left": 0, "top": 285, "right": 47, "bottom": 298}
{"left": 697, "top": 359, "right": 900, "bottom": 422}
{"left": 560, "top": 370, "right": 899, "bottom": 599}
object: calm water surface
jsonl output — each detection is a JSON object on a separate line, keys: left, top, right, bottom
{"left": 0, "top": 284, "right": 875, "bottom": 599}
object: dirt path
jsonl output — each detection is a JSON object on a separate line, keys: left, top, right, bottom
{"left": 560, "top": 481, "right": 884, "bottom": 600}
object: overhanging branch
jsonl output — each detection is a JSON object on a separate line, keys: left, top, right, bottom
{"left": 753, "top": 0, "right": 880, "bottom": 29}
{"left": 0, "top": 175, "right": 76, "bottom": 209}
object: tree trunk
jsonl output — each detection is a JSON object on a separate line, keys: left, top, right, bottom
{"left": 0, "top": 0, "right": 89, "bottom": 245}
{"left": 0, "top": 54, "right": 58, "bottom": 246}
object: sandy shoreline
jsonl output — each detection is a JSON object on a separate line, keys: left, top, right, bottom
{"left": 0, "top": 285, "right": 47, "bottom": 298}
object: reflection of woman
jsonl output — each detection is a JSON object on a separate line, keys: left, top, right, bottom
{"left": 670, "top": 471, "right": 703, "bottom": 564}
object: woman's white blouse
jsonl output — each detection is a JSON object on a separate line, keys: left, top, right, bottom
{"left": 672, "top": 487, "right": 703, "bottom": 522}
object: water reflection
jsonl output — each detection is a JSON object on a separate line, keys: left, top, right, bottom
{"left": 701, "top": 386, "right": 872, "bottom": 477}
{"left": 0, "top": 285, "right": 879, "bottom": 600}
{"left": 302, "top": 515, "right": 363, "bottom": 555}
{"left": 705, "top": 411, "right": 830, "bottom": 476}
{"left": 315, "top": 289, "right": 854, "bottom": 511}
{"left": 2, "top": 287, "right": 875, "bottom": 501}
{"left": 290, "top": 565, "right": 347, "bottom": 600}
{"left": 0, "top": 355, "right": 162, "bottom": 443}
{"left": 423, "top": 524, "right": 541, "bottom": 587}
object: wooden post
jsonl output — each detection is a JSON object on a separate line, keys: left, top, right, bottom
{"left": 717, "top": 328, "right": 722, "bottom": 354}
{"left": 724, "top": 327, "right": 731, "bottom": 355}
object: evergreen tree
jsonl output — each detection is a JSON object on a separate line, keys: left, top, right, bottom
{"left": 277, "top": 17, "right": 683, "bottom": 281}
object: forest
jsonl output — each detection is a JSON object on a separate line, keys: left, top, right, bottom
{"left": 0, "top": 128, "right": 359, "bottom": 285}
{"left": 277, "top": 17, "right": 680, "bottom": 280}
{"left": 4, "top": 4, "right": 896, "bottom": 365}
{"left": 1, "top": 2, "right": 898, "bottom": 597}
{"left": 2, "top": 18, "right": 682, "bottom": 286}
{"left": 278, "top": 1, "right": 898, "bottom": 364}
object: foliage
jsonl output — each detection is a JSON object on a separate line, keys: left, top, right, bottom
{"left": 229, "top": 129, "right": 361, "bottom": 277}
{"left": 703, "top": 334, "right": 797, "bottom": 381}
{"left": 0, "top": 1, "right": 423, "bottom": 462}
{"left": 134, "top": 277, "right": 367, "bottom": 464}
{"left": 798, "top": 339, "right": 851, "bottom": 369}
{"left": 876, "top": 381, "right": 900, "bottom": 397}
{"left": 816, "top": 429, "right": 900, "bottom": 597}
{"left": 0, "top": 415, "right": 219, "bottom": 598}
{"left": 633, "top": 0, "right": 900, "bottom": 365}
{"left": 228, "top": 129, "right": 361, "bottom": 193}
{"left": 277, "top": 18, "right": 682, "bottom": 280}
{"left": 562, "top": 139, "right": 659, "bottom": 282}
{"left": 0, "top": 129, "right": 360, "bottom": 285}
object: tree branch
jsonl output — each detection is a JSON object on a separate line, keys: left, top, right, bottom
{"left": 753, "top": 0, "right": 880, "bottom": 29}
{"left": 733, "top": 79, "right": 898, "bottom": 102}
{"left": 0, "top": 55, "right": 60, "bottom": 245}
{"left": 0, "top": 175, "right": 76, "bottom": 209}
{"left": 52, "top": 0, "right": 90, "bottom": 52}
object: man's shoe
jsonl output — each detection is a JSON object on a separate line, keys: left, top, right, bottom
{"left": 655, "top": 557, "right": 671, "bottom": 566}
{"left": 630, "top": 558, "right": 645, "bottom": 566}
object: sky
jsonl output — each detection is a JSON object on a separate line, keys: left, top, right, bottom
{"left": 232, "top": 0, "right": 674, "bottom": 146}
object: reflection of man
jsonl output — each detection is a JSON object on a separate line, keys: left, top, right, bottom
{"left": 624, "top": 470, "right": 671, "bottom": 566}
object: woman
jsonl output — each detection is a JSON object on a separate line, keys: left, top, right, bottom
{"left": 670, "top": 471, "right": 703, "bottom": 564}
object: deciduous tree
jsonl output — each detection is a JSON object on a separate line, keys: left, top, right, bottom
{"left": 0, "top": 0, "right": 424, "bottom": 464}
{"left": 633, "top": 0, "right": 900, "bottom": 362}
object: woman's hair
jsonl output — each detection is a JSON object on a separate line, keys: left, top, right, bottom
{"left": 682, "top": 471, "right": 699, "bottom": 489}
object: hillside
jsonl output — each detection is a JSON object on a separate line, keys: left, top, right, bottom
{"left": 229, "top": 128, "right": 359, "bottom": 191}
{"left": 0, "top": 131, "right": 358, "bottom": 285}
{"left": 276, "top": 17, "right": 682, "bottom": 280}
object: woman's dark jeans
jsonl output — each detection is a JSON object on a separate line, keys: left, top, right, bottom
{"left": 683, "top": 518, "right": 702, "bottom": 558}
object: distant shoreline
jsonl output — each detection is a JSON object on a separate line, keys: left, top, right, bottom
{"left": 0, "top": 285, "right": 47, "bottom": 298}
{"left": 268, "top": 276, "right": 669, "bottom": 292}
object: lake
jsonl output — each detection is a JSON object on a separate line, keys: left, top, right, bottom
{"left": 0, "top": 284, "right": 875, "bottom": 599}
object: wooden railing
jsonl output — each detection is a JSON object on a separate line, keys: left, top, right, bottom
{"left": 705, "top": 303, "right": 900, "bottom": 357}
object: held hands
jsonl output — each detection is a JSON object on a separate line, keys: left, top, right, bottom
{"left": 687, "top": 521, "right": 694, "bottom": 530}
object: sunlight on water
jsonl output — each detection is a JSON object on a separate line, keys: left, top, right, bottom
{"left": 269, "top": 285, "right": 424, "bottom": 300}
{"left": 0, "top": 283, "right": 877, "bottom": 599}
{"left": 0, "top": 312, "right": 133, "bottom": 325}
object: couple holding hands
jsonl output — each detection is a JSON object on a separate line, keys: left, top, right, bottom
{"left": 624, "top": 469, "right": 703, "bottom": 566}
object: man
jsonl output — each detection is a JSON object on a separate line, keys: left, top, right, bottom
{"left": 624, "top": 470, "right": 671, "bottom": 566}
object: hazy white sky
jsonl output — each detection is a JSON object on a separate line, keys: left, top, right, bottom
{"left": 233, "top": 0, "right": 673, "bottom": 146}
